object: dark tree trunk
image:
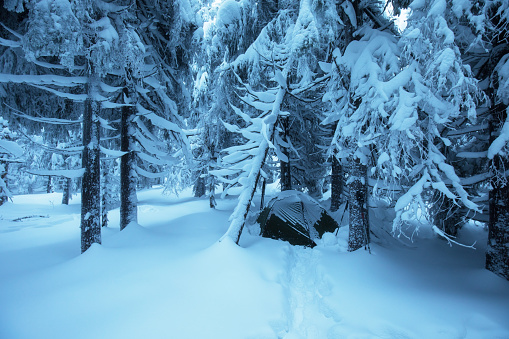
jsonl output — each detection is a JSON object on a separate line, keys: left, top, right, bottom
{"left": 209, "top": 145, "right": 217, "bottom": 208}
{"left": 46, "top": 176, "right": 52, "bottom": 193}
{"left": 0, "top": 162, "right": 8, "bottom": 206}
{"left": 62, "top": 177, "right": 71, "bottom": 205}
{"left": 62, "top": 97, "right": 73, "bottom": 206}
{"left": 101, "top": 164, "right": 109, "bottom": 228}
{"left": 194, "top": 175, "right": 206, "bottom": 197}
{"left": 260, "top": 177, "right": 266, "bottom": 209}
{"left": 486, "top": 103, "right": 509, "bottom": 280}
{"left": 81, "top": 81, "right": 102, "bottom": 253}
{"left": 486, "top": 171, "right": 509, "bottom": 280}
{"left": 330, "top": 153, "right": 343, "bottom": 212}
{"left": 209, "top": 176, "right": 217, "bottom": 208}
{"left": 120, "top": 85, "right": 138, "bottom": 231}
{"left": 481, "top": 38, "right": 509, "bottom": 279}
{"left": 347, "top": 158, "right": 369, "bottom": 252}
{"left": 280, "top": 115, "right": 291, "bottom": 191}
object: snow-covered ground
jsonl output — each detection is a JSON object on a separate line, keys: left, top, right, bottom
{"left": 1, "top": 188, "right": 508, "bottom": 339}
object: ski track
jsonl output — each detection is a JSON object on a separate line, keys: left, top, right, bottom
{"left": 281, "top": 245, "right": 343, "bottom": 339}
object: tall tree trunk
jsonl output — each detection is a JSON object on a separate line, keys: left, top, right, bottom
{"left": 486, "top": 167, "right": 509, "bottom": 280}
{"left": 330, "top": 151, "right": 343, "bottom": 212}
{"left": 0, "top": 162, "right": 9, "bottom": 206}
{"left": 486, "top": 102, "right": 509, "bottom": 280}
{"left": 280, "top": 115, "right": 291, "bottom": 191}
{"left": 209, "top": 178, "right": 217, "bottom": 208}
{"left": 260, "top": 177, "right": 266, "bottom": 209}
{"left": 62, "top": 98, "right": 72, "bottom": 206}
{"left": 62, "top": 177, "right": 71, "bottom": 205}
{"left": 120, "top": 84, "right": 138, "bottom": 231}
{"left": 101, "top": 164, "right": 109, "bottom": 228}
{"left": 46, "top": 175, "right": 52, "bottom": 193}
{"left": 194, "top": 174, "right": 206, "bottom": 197}
{"left": 347, "top": 158, "right": 369, "bottom": 252}
{"left": 81, "top": 79, "right": 102, "bottom": 253}
{"left": 209, "top": 145, "right": 217, "bottom": 208}
{"left": 343, "top": 1, "right": 368, "bottom": 252}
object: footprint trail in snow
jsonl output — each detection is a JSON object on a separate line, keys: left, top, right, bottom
{"left": 281, "top": 245, "right": 342, "bottom": 339}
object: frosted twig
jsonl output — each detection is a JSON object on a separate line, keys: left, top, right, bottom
{"left": 432, "top": 226, "right": 476, "bottom": 249}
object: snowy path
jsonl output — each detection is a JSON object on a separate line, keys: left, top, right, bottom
{"left": 282, "top": 246, "right": 342, "bottom": 339}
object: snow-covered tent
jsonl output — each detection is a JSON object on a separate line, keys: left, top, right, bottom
{"left": 258, "top": 190, "right": 338, "bottom": 247}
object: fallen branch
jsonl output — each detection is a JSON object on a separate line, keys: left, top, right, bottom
{"left": 432, "top": 226, "right": 476, "bottom": 249}
{"left": 12, "top": 215, "right": 49, "bottom": 222}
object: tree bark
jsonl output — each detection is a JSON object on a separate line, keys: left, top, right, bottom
{"left": 62, "top": 177, "right": 71, "bottom": 205}
{"left": 46, "top": 175, "right": 52, "bottom": 193}
{"left": 0, "top": 162, "right": 8, "bottom": 206}
{"left": 486, "top": 103, "right": 509, "bottom": 280}
{"left": 330, "top": 151, "right": 343, "bottom": 212}
{"left": 209, "top": 145, "right": 217, "bottom": 208}
{"left": 194, "top": 175, "right": 206, "bottom": 197}
{"left": 260, "top": 177, "right": 266, "bottom": 209}
{"left": 347, "top": 158, "right": 369, "bottom": 252}
{"left": 81, "top": 79, "right": 102, "bottom": 253}
{"left": 101, "top": 164, "right": 109, "bottom": 228}
{"left": 120, "top": 84, "right": 138, "bottom": 231}
{"left": 280, "top": 115, "right": 291, "bottom": 191}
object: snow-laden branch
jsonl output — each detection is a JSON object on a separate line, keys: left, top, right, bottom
{"left": 136, "top": 166, "right": 167, "bottom": 178}
{"left": 0, "top": 139, "right": 23, "bottom": 158}
{"left": 17, "top": 129, "right": 83, "bottom": 155}
{"left": 432, "top": 226, "right": 476, "bottom": 249}
{"left": 25, "top": 169, "right": 85, "bottom": 179}
{"left": 0, "top": 37, "right": 21, "bottom": 48}
{"left": 4, "top": 103, "right": 82, "bottom": 125}
{"left": 488, "top": 109, "right": 509, "bottom": 159}
{"left": 31, "top": 84, "right": 88, "bottom": 101}
{"left": 0, "top": 73, "right": 88, "bottom": 86}
{"left": 99, "top": 146, "right": 126, "bottom": 158}
{"left": 220, "top": 85, "right": 286, "bottom": 244}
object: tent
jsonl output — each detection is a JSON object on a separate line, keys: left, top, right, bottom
{"left": 258, "top": 190, "right": 339, "bottom": 247}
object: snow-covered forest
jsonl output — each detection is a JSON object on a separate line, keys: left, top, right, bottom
{"left": 1, "top": 0, "right": 509, "bottom": 337}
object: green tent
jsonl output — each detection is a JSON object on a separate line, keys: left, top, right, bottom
{"left": 258, "top": 190, "right": 339, "bottom": 247}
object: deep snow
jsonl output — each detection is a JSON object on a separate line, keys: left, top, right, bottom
{"left": 0, "top": 188, "right": 508, "bottom": 339}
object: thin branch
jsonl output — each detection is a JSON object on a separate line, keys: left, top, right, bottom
{"left": 3, "top": 103, "right": 82, "bottom": 125}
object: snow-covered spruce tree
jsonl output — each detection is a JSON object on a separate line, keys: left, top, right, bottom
{"left": 9, "top": 0, "right": 105, "bottom": 252}
{"left": 484, "top": 1, "right": 509, "bottom": 281}
{"left": 322, "top": 0, "right": 480, "bottom": 250}
{"left": 324, "top": 1, "right": 404, "bottom": 220}
{"left": 323, "top": 0, "right": 394, "bottom": 251}
{"left": 0, "top": 6, "right": 85, "bottom": 198}
{"left": 214, "top": 9, "right": 293, "bottom": 244}
{"left": 189, "top": 0, "right": 262, "bottom": 204}
{"left": 216, "top": 0, "right": 335, "bottom": 244}
{"left": 7, "top": 0, "right": 131, "bottom": 251}
{"left": 430, "top": 0, "right": 509, "bottom": 279}
{"left": 0, "top": 5, "right": 69, "bottom": 196}
{"left": 135, "top": 0, "right": 195, "bottom": 195}
{"left": 456, "top": 0, "right": 509, "bottom": 279}
{"left": 3, "top": 0, "right": 193, "bottom": 244}
{"left": 391, "top": 0, "right": 481, "bottom": 239}
{"left": 97, "top": 1, "right": 196, "bottom": 230}
{"left": 273, "top": 0, "right": 338, "bottom": 198}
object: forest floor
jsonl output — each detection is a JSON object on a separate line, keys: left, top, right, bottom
{"left": 1, "top": 187, "right": 509, "bottom": 339}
